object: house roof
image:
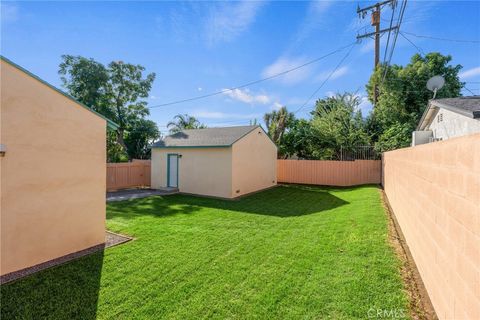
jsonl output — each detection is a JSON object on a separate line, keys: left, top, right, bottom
{"left": 0, "top": 55, "right": 119, "bottom": 130}
{"left": 417, "top": 96, "right": 480, "bottom": 130}
{"left": 151, "top": 125, "right": 266, "bottom": 148}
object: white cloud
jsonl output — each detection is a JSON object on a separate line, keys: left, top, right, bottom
{"left": 197, "top": 87, "right": 203, "bottom": 92}
{"left": 325, "top": 91, "right": 336, "bottom": 98}
{"left": 316, "top": 66, "right": 349, "bottom": 81}
{"left": 1, "top": 3, "right": 18, "bottom": 23}
{"left": 355, "top": 94, "right": 373, "bottom": 116}
{"left": 459, "top": 67, "right": 480, "bottom": 80}
{"left": 192, "top": 111, "right": 261, "bottom": 120}
{"left": 271, "top": 102, "right": 283, "bottom": 111}
{"left": 262, "top": 56, "right": 312, "bottom": 85}
{"left": 222, "top": 88, "right": 271, "bottom": 105}
{"left": 205, "top": 1, "right": 265, "bottom": 45}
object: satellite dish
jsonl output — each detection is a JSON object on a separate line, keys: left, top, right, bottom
{"left": 426, "top": 75, "right": 445, "bottom": 99}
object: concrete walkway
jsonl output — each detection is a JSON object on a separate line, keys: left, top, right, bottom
{"left": 107, "top": 188, "right": 178, "bottom": 202}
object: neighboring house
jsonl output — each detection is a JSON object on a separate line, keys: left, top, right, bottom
{"left": 151, "top": 126, "right": 277, "bottom": 199}
{"left": 0, "top": 56, "right": 117, "bottom": 278}
{"left": 412, "top": 96, "right": 480, "bottom": 146}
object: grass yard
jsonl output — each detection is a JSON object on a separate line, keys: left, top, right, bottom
{"left": 1, "top": 185, "right": 408, "bottom": 319}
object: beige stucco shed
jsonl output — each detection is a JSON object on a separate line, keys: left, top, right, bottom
{"left": 151, "top": 126, "right": 277, "bottom": 198}
{"left": 0, "top": 56, "right": 117, "bottom": 277}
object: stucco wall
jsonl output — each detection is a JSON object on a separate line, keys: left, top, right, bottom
{"left": 427, "top": 107, "right": 480, "bottom": 140}
{"left": 151, "top": 147, "right": 232, "bottom": 198}
{"left": 383, "top": 133, "right": 480, "bottom": 320}
{"left": 1, "top": 60, "right": 106, "bottom": 276}
{"left": 231, "top": 128, "right": 277, "bottom": 197}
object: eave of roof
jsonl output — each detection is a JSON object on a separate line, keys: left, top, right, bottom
{"left": 151, "top": 125, "right": 276, "bottom": 149}
{"left": 1, "top": 55, "right": 119, "bottom": 130}
{"left": 431, "top": 99, "right": 480, "bottom": 119}
{"left": 417, "top": 97, "right": 480, "bottom": 130}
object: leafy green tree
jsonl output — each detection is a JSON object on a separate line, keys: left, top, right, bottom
{"left": 106, "top": 131, "right": 128, "bottom": 163}
{"left": 367, "top": 52, "right": 463, "bottom": 152}
{"left": 59, "top": 55, "right": 156, "bottom": 159}
{"left": 309, "top": 93, "right": 370, "bottom": 160}
{"left": 59, "top": 56, "right": 109, "bottom": 111}
{"left": 263, "top": 106, "right": 295, "bottom": 157}
{"left": 125, "top": 119, "right": 161, "bottom": 159}
{"left": 281, "top": 119, "right": 315, "bottom": 159}
{"left": 167, "top": 114, "right": 206, "bottom": 133}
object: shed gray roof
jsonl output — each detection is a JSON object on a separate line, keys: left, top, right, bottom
{"left": 417, "top": 96, "right": 480, "bottom": 130}
{"left": 151, "top": 125, "right": 262, "bottom": 148}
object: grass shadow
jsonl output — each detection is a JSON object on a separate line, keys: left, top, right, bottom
{"left": 108, "top": 185, "right": 349, "bottom": 220}
{"left": 1, "top": 250, "right": 104, "bottom": 320}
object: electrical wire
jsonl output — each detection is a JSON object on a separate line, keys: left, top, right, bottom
{"left": 399, "top": 31, "right": 425, "bottom": 55}
{"left": 381, "top": 0, "right": 407, "bottom": 83}
{"left": 382, "top": 1, "right": 397, "bottom": 68}
{"left": 402, "top": 31, "right": 480, "bottom": 44}
{"left": 293, "top": 42, "right": 357, "bottom": 114}
{"left": 147, "top": 42, "right": 356, "bottom": 109}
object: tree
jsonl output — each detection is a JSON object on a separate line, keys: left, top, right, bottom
{"left": 59, "top": 56, "right": 109, "bottom": 111}
{"left": 59, "top": 55, "right": 156, "bottom": 159}
{"left": 367, "top": 52, "right": 463, "bottom": 152}
{"left": 124, "top": 119, "right": 161, "bottom": 159}
{"left": 167, "top": 114, "right": 206, "bottom": 133}
{"left": 281, "top": 119, "right": 315, "bottom": 159}
{"left": 263, "top": 106, "right": 295, "bottom": 158}
{"left": 264, "top": 106, "right": 295, "bottom": 144}
{"left": 309, "top": 93, "right": 370, "bottom": 160}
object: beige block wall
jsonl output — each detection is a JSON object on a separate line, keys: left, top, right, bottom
{"left": 151, "top": 147, "right": 232, "bottom": 198}
{"left": 383, "top": 133, "right": 480, "bottom": 320}
{"left": 1, "top": 60, "right": 106, "bottom": 276}
{"left": 231, "top": 128, "right": 277, "bottom": 197}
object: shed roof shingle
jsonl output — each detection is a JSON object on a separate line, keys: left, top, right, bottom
{"left": 151, "top": 125, "right": 261, "bottom": 148}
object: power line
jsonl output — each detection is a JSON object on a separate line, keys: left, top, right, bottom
{"left": 402, "top": 31, "right": 480, "bottom": 44}
{"left": 382, "top": 1, "right": 397, "bottom": 68}
{"left": 381, "top": 0, "right": 407, "bottom": 83}
{"left": 147, "top": 42, "right": 356, "bottom": 109}
{"left": 399, "top": 31, "right": 425, "bottom": 55}
{"left": 293, "top": 43, "right": 357, "bottom": 114}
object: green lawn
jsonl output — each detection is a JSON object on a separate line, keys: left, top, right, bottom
{"left": 1, "top": 185, "right": 408, "bottom": 319}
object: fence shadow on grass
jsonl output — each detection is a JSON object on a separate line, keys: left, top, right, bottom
{"left": 1, "top": 250, "right": 104, "bottom": 320}
{"left": 108, "top": 185, "right": 349, "bottom": 219}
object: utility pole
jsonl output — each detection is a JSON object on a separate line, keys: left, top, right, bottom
{"left": 356, "top": 0, "right": 397, "bottom": 104}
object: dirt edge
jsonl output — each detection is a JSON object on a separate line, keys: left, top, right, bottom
{"left": 380, "top": 190, "right": 438, "bottom": 320}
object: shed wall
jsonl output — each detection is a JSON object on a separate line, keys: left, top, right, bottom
{"left": 0, "top": 60, "right": 106, "bottom": 276}
{"left": 151, "top": 147, "right": 232, "bottom": 198}
{"left": 231, "top": 128, "right": 277, "bottom": 197}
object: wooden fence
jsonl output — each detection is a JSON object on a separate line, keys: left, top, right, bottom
{"left": 277, "top": 159, "right": 382, "bottom": 186}
{"left": 106, "top": 160, "right": 151, "bottom": 191}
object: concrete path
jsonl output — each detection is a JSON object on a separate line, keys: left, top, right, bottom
{"left": 107, "top": 188, "right": 178, "bottom": 202}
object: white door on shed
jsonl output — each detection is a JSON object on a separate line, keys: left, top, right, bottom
{"left": 167, "top": 154, "right": 178, "bottom": 188}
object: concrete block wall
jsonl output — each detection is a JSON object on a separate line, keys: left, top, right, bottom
{"left": 383, "top": 133, "right": 480, "bottom": 320}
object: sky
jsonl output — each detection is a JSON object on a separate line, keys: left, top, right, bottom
{"left": 2, "top": 0, "right": 480, "bottom": 135}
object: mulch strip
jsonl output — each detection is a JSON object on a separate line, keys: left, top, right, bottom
{"left": 0, "top": 231, "right": 132, "bottom": 285}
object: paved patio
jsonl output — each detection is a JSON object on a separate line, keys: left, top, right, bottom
{"left": 106, "top": 188, "right": 178, "bottom": 202}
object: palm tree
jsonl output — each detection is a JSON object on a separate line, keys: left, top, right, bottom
{"left": 167, "top": 114, "right": 207, "bottom": 134}
{"left": 263, "top": 106, "right": 294, "bottom": 145}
